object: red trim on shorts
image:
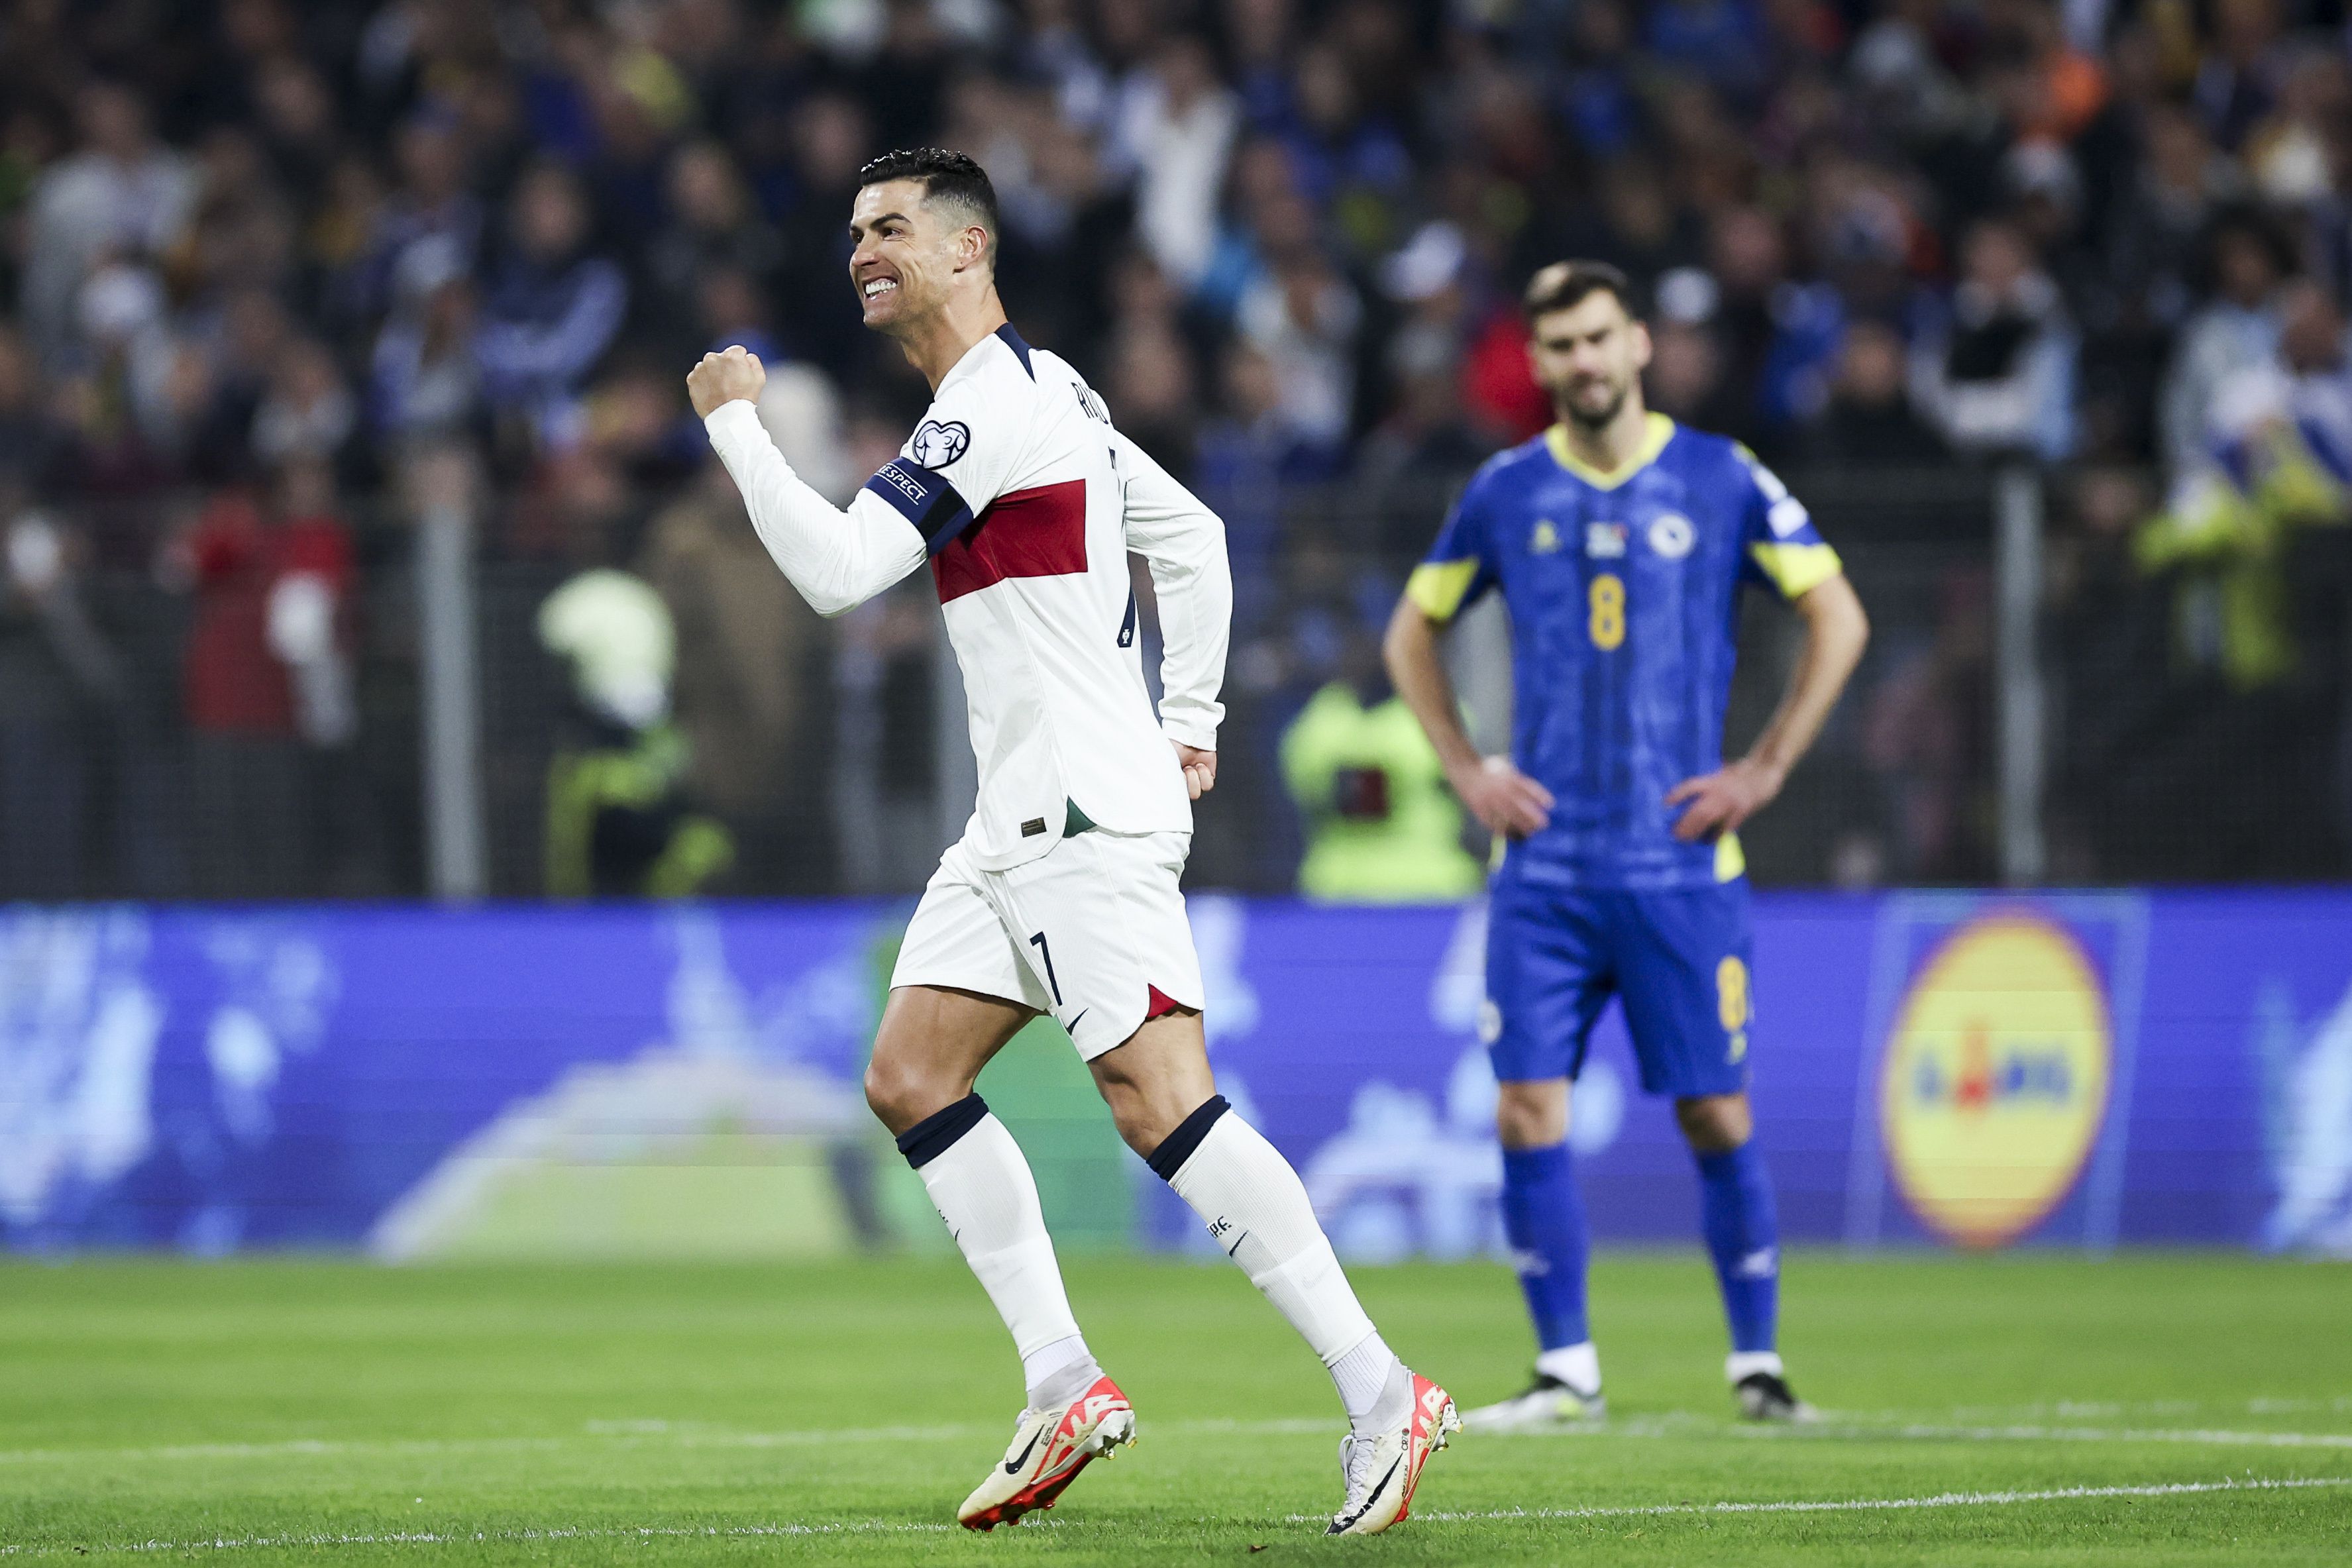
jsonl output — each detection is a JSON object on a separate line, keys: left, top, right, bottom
{"left": 1145, "top": 985, "right": 1183, "bottom": 1021}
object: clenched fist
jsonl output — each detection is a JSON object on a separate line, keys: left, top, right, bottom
{"left": 687, "top": 345, "right": 766, "bottom": 418}
{"left": 1173, "top": 742, "right": 1217, "bottom": 800}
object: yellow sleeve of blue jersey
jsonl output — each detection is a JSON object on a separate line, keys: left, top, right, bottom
{"left": 1735, "top": 444, "right": 1843, "bottom": 598}
{"left": 1407, "top": 473, "right": 1499, "bottom": 624}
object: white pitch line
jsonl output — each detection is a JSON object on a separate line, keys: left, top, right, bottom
{"left": 1299, "top": 1474, "right": 2352, "bottom": 1526}
{"left": 0, "top": 1418, "right": 1344, "bottom": 1469}
{"left": 1812, "top": 1422, "right": 2352, "bottom": 1452}
{"left": 7, "top": 1414, "right": 2352, "bottom": 1469}
{"left": 0, "top": 1428, "right": 972, "bottom": 1468}
{"left": 1502, "top": 1416, "right": 2352, "bottom": 1451}
{"left": 0, "top": 1518, "right": 969, "bottom": 1558}
{"left": 5, "top": 1475, "right": 2345, "bottom": 1557}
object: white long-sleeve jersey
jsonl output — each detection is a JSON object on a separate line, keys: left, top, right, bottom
{"left": 704, "top": 324, "right": 1231, "bottom": 870}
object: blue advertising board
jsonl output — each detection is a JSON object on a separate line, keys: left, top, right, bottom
{"left": 0, "top": 892, "right": 2345, "bottom": 1257}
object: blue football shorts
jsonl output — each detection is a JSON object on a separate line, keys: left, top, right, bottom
{"left": 1483, "top": 878, "right": 1755, "bottom": 1098}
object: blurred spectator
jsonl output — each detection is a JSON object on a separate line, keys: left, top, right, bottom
{"left": 250, "top": 340, "right": 356, "bottom": 473}
{"left": 2109, "top": 104, "right": 2241, "bottom": 327}
{"left": 2047, "top": 466, "right": 2173, "bottom": 881}
{"left": 1116, "top": 34, "right": 1239, "bottom": 291}
{"left": 773, "top": 95, "right": 873, "bottom": 373}
{"left": 0, "top": 503, "right": 119, "bottom": 898}
{"left": 2195, "top": 0, "right": 2292, "bottom": 152}
{"left": 22, "top": 83, "right": 195, "bottom": 369}
{"left": 1105, "top": 317, "right": 1203, "bottom": 480}
{"left": 361, "top": 115, "right": 485, "bottom": 326}
{"left": 474, "top": 162, "right": 628, "bottom": 450}
{"left": 1861, "top": 570, "right": 1995, "bottom": 884}
{"left": 1280, "top": 623, "right": 1481, "bottom": 904}
{"left": 373, "top": 268, "right": 484, "bottom": 446}
{"left": 637, "top": 460, "right": 831, "bottom": 892}
{"left": 831, "top": 581, "right": 944, "bottom": 895}
{"left": 644, "top": 140, "right": 783, "bottom": 363}
{"left": 1702, "top": 205, "right": 1791, "bottom": 448}
{"left": 2161, "top": 211, "right": 2292, "bottom": 474}
{"left": 538, "top": 566, "right": 733, "bottom": 898}
{"left": 1911, "top": 218, "right": 2080, "bottom": 461}
{"left": 1236, "top": 197, "right": 1363, "bottom": 450}
{"left": 1798, "top": 320, "right": 1950, "bottom": 468}
{"left": 174, "top": 467, "right": 355, "bottom": 900}
{"left": 1197, "top": 342, "right": 1343, "bottom": 635}
{"left": 0, "top": 328, "right": 58, "bottom": 493}
{"left": 2139, "top": 278, "right": 2352, "bottom": 692}
{"left": 1456, "top": 301, "right": 1550, "bottom": 444}
{"left": 1644, "top": 305, "right": 1742, "bottom": 437}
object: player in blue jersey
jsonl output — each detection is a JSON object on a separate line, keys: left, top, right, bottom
{"left": 1384, "top": 262, "right": 1870, "bottom": 1427}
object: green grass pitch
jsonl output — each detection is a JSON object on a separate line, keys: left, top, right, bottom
{"left": 4, "top": 1252, "right": 2347, "bottom": 1564}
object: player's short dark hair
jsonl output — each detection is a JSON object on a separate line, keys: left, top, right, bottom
{"left": 1524, "top": 260, "right": 1641, "bottom": 324}
{"left": 857, "top": 147, "right": 1000, "bottom": 260}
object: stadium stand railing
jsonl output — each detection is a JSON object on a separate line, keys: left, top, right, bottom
{"left": 9, "top": 464, "right": 2351, "bottom": 902}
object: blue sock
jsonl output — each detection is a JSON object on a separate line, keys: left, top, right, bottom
{"left": 1499, "top": 1143, "right": 1590, "bottom": 1353}
{"left": 1695, "top": 1143, "right": 1778, "bottom": 1355}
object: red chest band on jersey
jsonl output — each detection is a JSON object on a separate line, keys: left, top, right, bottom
{"left": 932, "top": 480, "right": 1088, "bottom": 603}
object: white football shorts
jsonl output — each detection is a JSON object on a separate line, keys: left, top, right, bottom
{"left": 891, "top": 828, "right": 1206, "bottom": 1060}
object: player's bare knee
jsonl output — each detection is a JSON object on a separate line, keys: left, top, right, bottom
{"left": 1675, "top": 1093, "right": 1752, "bottom": 1152}
{"left": 1494, "top": 1078, "right": 1570, "bottom": 1149}
{"left": 860, "top": 1056, "right": 909, "bottom": 1130}
{"left": 1104, "top": 1097, "right": 1172, "bottom": 1159}
{"left": 1091, "top": 1059, "right": 1186, "bottom": 1155}
{"left": 863, "top": 1051, "right": 949, "bottom": 1135}
{"left": 1089, "top": 1012, "right": 1214, "bottom": 1155}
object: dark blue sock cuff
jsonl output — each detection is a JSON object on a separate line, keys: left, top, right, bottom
{"left": 1695, "top": 1141, "right": 1760, "bottom": 1180}
{"left": 1502, "top": 1143, "right": 1572, "bottom": 1180}
{"left": 1146, "top": 1094, "right": 1230, "bottom": 1182}
{"left": 895, "top": 1093, "right": 990, "bottom": 1169}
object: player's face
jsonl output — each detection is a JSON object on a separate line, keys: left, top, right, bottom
{"left": 1528, "top": 293, "right": 1652, "bottom": 429}
{"left": 847, "top": 180, "right": 983, "bottom": 335}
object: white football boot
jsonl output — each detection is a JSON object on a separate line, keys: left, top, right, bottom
{"left": 1463, "top": 1372, "right": 1607, "bottom": 1432}
{"left": 1326, "top": 1370, "right": 1460, "bottom": 1536}
{"left": 956, "top": 1373, "right": 1136, "bottom": 1531}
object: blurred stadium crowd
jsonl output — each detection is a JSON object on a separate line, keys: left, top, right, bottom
{"left": 3, "top": 0, "right": 2352, "bottom": 900}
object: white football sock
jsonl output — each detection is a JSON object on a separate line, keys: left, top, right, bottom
{"left": 1536, "top": 1341, "right": 1601, "bottom": 1394}
{"left": 1726, "top": 1349, "right": 1784, "bottom": 1383}
{"left": 1329, "top": 1332, "right": 1409, "bottom": 1428}
{"left": 1161, "top": 1106, "right": 1389, "bottom": 1416}
{"left": 911, "top": 1108, "right": 1093, "bottom": 1406}
{"left": 1022, "top": 1333, "right": 1100, "bottom": 1411}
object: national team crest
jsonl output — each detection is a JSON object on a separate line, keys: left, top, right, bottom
{"left": 1530, "top": 520, "right": 1562, "bottom": 554}
{"left": 1583, "top": 522, "right": 1627, "bottom": 558}
{"left": 1648, "top": 513, "right": 1695, "bottom": 559}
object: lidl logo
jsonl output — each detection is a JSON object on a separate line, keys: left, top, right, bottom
{"left": 1880, "top": 912, "right": 2110, "bottom": 1248}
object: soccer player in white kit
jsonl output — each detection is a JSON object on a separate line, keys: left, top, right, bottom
{"left": 686, "top": 149, "right": 1456, "bottom": 1536}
